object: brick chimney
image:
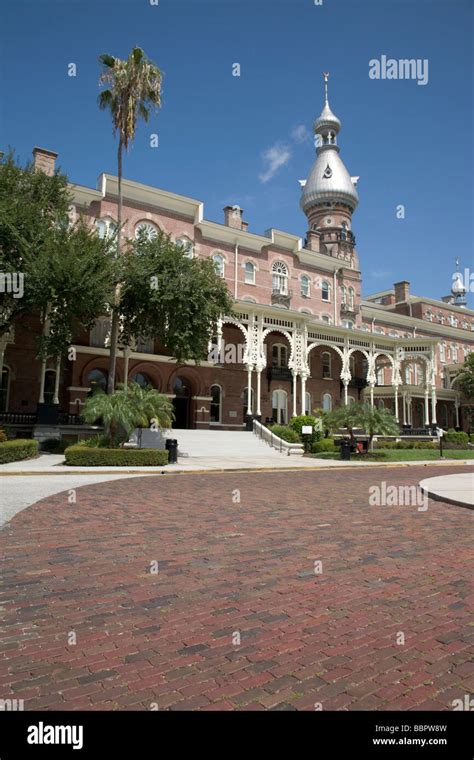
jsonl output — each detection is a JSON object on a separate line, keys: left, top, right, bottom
{"left": 394, "top": 280, "right": 410, "bottom": 303}
{"left": 32, "top": 147, "right": 58, "bottom": 176}
{"left": 224, "top": 205, "right": 245, "bottom": 230}
{"left": 305, "top": 229, "right": 321, "bottom": 253}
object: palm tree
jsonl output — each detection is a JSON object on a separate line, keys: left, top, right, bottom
{"left": 98, "top": 47, "right": 162, "bottom": 394}
{"left": 357, "top": 403, "right": 400, "bottom": 449}
{"left": 82, "top": 389, "right": 137, "bottom": 447}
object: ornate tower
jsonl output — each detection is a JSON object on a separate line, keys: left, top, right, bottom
{"left": 300, "top": 73, "right": 359, "bottom": 267}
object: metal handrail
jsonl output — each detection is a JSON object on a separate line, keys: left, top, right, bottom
{"left": 252, "top": 419, "right": 304, "bottom": 456}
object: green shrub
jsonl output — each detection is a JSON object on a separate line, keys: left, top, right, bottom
{"left": 443, "top": 431, "right": 469, "bottom": 446}
{"left": 375, "top": 439, "right": 436, "bottom": 450}
{"left": 0, "top": 439, "right": 39, "bottom": 464}
{"left": 312, "top": 438, "right": 336, "bottom": 453}
{"left": 288, "top": 415, "right": 322, "bottom": 444}
{"left": 64, "top": 446, "right": 169, "bottom": 466}
{"left": 78, "top": 434, "right": 114, "bottom": 448}
{"left": 268, "top": 425, "right": 301, "bottom": 443}
{"left": 470, "top": 434, "right": 474, "bottom": 444}
{"left": 0, "top": 427, "right": 7, "bottom": 443}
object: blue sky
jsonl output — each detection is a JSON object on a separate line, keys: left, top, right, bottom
{"left": 1, "top": 0, "right": 472, "bottom": 304}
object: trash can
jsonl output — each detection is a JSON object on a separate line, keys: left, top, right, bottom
{"left": 340, "top": 440, "right": 351, "bottom": 461}
{"left": 165, "top": 438, "right": 178, "bottom": 464}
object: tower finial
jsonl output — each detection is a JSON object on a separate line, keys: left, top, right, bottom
{"left": 323, "top": 71, "right": 329, "bottom": 104}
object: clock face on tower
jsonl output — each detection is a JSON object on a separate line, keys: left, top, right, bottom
{"left": 325, "top": 217, "right": 332, "bottom": 226}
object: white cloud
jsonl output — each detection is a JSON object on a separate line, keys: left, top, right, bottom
{"left": 291, "top": 124, "right": 311, "bottom": 144}
{"left": 259, "top": 143, "right": 291, "bottom": 183}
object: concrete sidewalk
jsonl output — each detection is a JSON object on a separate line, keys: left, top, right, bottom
{"left": 420, "top": 472, "right": 474, "bottom": 509}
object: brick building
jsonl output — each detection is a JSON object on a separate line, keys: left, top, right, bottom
{"left": 1, "top": 78, "right": 473, "bottom": 437}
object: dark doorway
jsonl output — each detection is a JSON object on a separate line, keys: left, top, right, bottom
{"left": 172, "top": 376, "right": 191, "bottom": 428}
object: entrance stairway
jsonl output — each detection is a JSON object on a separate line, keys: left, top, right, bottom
{"left": 171, "top": 429, "right": 286, "bottom": 460}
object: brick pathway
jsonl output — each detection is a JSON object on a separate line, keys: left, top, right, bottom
{"left": 0, "top": 465, "right": 472, "bottom": 711}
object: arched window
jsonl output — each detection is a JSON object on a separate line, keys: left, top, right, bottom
{"left": 321, "top": 314, "right": 332, "bottom": 325}
{"left": 451, "top": 344, "right": 458, "bottom": 363}
{"left": 210, "top": 384, "right": 222, "bottom": 423}
{"left": 341, "top": 222, "right": 348, "bottom": 240}
{"left": 87, "top": 368, "right": 108, "bottom": 394}
{"left": 272, "top": 389, "right": 288, "bottom": 424}
{"left": 340, "top": 285, "right": 347, "bottom": 305}
{"left": 135, "top": 221, "right": 158, "bottom": 241}
{"left": 0, "top": 366, "right": 10, "bottom": 412}
{"left": 321, "top": 280, "right": 331, "bottom": 302}
{"left": 244, "top": 261, "right": 256, "bottom": 285}
{"left": 322, "top": 351, "right": 332, "bottom": 379}
{"left": 322, "top": 392, "right": 332, "bottom": 411}
{"left": 176, "top": 236, "right": 194, "bottom": 258}
{"left": 131, "top": 372, "right": 153, "bottom": 389}
{"left": 405, "top": 365, "right": 411, "bottom": 384}
{"left": 377, "top": 399, "right": 385, "bottom": 410}
{"left": 300, "top": 275, "right": 310, "bottom": 298}
{"left": 272, "top": 343, "right": 288, "bottom": 368}
{"left": 95, "top": 217, "right": 116, "bottom": 239}
{"left": 272, "top": 261, "right": 288, "bottom": 294}
{"left": 242, "top": 296, "right": 257, "bottom": 303}
{"left": 348, "top": 287, "right": 355, "bottom": 309}
{"left": 439, "top": 343, "right": 446, "bottom": 363}
{"left": 44, "top": 370, "right": 56, "bottom": 404}
{"left": 376, "top": 367, "right": 384, "bottom": 385}
{"left": 213, "top": 253, "right": 225, "bottom": 278}
{"left": 349, "top": 355, "right": 356, "bottom": 376}
{"left": 304, "top": 392, "right": 312, "bottom": 416}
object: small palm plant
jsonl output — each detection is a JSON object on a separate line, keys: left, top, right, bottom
{"left": 126, "top": 382, "right": 174, "bottom": 447}
{"left": 357, "top": 403, "right": 400, "bottom": 450}
{"left": 82, "top": 388, "right": 137, "bottom": 448}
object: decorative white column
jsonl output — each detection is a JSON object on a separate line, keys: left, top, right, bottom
{"left": 431, "top": 386, "right": 437, "bottom": 425}
{"left": 402, "top": 391, "right": 407, "bottom": 425}
{"left": 343, "top": 381, "right": 348, "bottom": 406}
{"left": 52, "top": 358, "right": 61, "bottom": 404}
{"left": 300, "top": 373, "right": 307, "bottom": 415}
{"left": 292, "top": 372, "right": 297, "bottom": 418}
{"left": 246, "top": 365, "right": 253, "bottom": 416}
{"left": 424, "top": 389, "right": 430, "bottom": 426}
{"left": 123, "top": 347, "right": 131, "bottom": 390}
{"left": 394, "top": 385, "right": 399, "bottom": 422}
{"left": 256, "top": 370, "right": 262, "bottom": 417}
{"left": 455, "top": 396, "right": 460, "bottom": 428}
{"left": 38, "top": 361, "right": 46, "bottom": 403}
{"left": 369, "top": 383, "right": 374, "bottom": 408}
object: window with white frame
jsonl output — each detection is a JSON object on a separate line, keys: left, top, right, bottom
{"left": 439, "top": 342, "right": 446, "bottom": 363}
{"left": 342, "top": 320, "right": 354, "bottom": 329}
{"left": 90, "top": 318, "right": 111, "bottom": 348}
{"left": 176, "top": 236, "right": 194, "bottom": 258}
{"left": 300, "top": 275, "right": 310, "bottom": 297}
{"left": 340, "top": 285, "right": 347, "bottom": 305}
{"left": 304, "top": 392, "right": 312, "bottom": 416}
{"left": 95, "top": 217, "right": 116, "bottom": 239}
{"left": 451, "top": 344, "right": 458, "bottom": 362}
{"left": 376, "top": 366, "right": 384, "bottom": 385}
{"left": 405, "top": 365, "right": 412, "bottom": 384}
{"left": 322, "top": 392, "right": 332, "bottom": 411}
{"left": 322, "top": 351, "right": 332, "bottom": 379}
{"left": 321, "top": 280, "right": 331, "bottom": 301}
{"left": 213, "top": 253, "right": 225, "bottom": 278}
{"left": 321, "top": 314, "right": 332, "bottom": 324}
{"left": 135, "top": 221, "right": 159, "bottom": 241}
{"left": 272, "top": 389, "right": 288, "bottom": 424}
{"left": 272, "top": 261, "right": 288, "bottom": 294}
{"left": 272, "top": 343, "right": 288, "bottom": 368}
{"left": 425, "top": 310, "right": 434, "bottom": 322}
{"left": 244, "top": 261, "right": 256, "bottom": 285}
{"left": 348, "top": 287, "right": 355, "bottom": 309}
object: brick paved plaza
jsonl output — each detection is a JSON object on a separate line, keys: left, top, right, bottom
{"left": 0, "top": 465, "right": 472, "bottom": 711}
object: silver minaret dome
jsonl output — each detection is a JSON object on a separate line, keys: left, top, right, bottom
{"left": 300, "top": 73, "right": 359, "bottom": 214}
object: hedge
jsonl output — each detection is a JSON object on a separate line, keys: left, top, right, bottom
{"left": 443, "top": 431, "right": 469, "bottom": 446}
{"left": 0, "top": 439, "right": 39, "bottom": 464}
{"left": 312, "top": 438, "right": 336, "bottom": 453}
{"left": 268, "top": 425, "right": 301, "bottom": 443}
{"left": 64, "top": 446, "right": 169, "bottom": 467}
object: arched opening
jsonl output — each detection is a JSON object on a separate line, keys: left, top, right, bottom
{"left": 131, "top": 372, "right": 154, "bottom": 389}
{"left": 172, "top": 376, "right": 192, "bottom": 429}
{"left": 210, "top": 384, "right": 222, "bottom": 424}
{"left": 272, "top": 389, "right": 288, "bottom": 424}
{"left": 322, "top": 392, "right": 332, "bottom": 411}
{"left": 87, "top": 368, "right": 108, "bottom": 395}
{"left": 0, "top": 366, "right": 10, "bottom": 412}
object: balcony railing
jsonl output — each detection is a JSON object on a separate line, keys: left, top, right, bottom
{"left": 266, "top": 366, "right": 293, "bottom": 383}
{"left": 271, "top": 288, "right": 292, "bottom": 307}
{"left": 0, "top": 412, "right": 37, "bottom": 425}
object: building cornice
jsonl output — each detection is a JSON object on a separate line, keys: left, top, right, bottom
{"left": 360, "top": 303, "right": 474, "bottom": 342}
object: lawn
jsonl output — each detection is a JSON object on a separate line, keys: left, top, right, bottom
{"left": 309, "top": 449, "right": 474, "bottom": 462}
